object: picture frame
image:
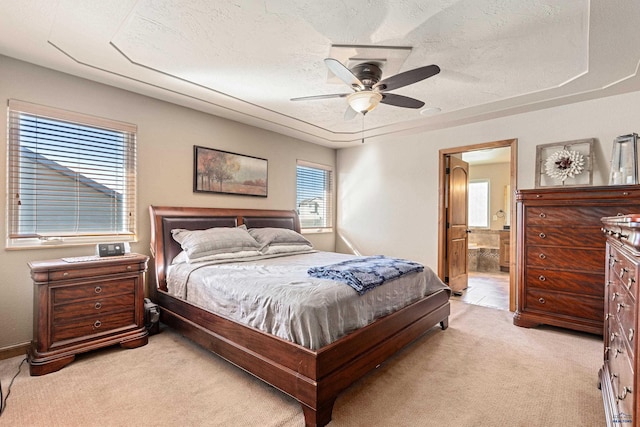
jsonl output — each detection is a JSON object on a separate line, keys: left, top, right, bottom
{"left": 193, "top": 146, "right": 268, "bottom": 197}
{"left": 608, "top": 133, "right": 638, "bottom": 185}
{"left": 535, "top": 138, "right": 594, "bottom": 188}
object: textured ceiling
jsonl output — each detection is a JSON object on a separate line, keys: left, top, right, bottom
{"left": 1, "top": 1, "right": 640, "bottom": 148}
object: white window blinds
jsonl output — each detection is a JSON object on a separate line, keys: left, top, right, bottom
{"left": 296, "top": 160, "right": 333, "bottom": 231}
{"left": 7, "top": 100, "right": 137, "bottom": 247}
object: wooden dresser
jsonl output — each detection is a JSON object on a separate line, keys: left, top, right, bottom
{"left": 28, "top": 254, "right": 149, "bottom": 376}
{"left": 600, "top": 215, "right": 640, "bottom": 427}
{"left": 514, "top": 185, "right": 640, "bottom": 335}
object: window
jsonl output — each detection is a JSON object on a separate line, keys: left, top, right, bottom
{"left": 7, "top": 100, "right": 137, "bottom": 248}
{"left": 468, "top": 180, "right": 490, "bottom": 228}
{"left": 296, "top": 160, "right": 333, "bottom": 232}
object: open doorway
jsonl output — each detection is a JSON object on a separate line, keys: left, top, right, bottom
{"left": 438, "top": 139, "right": 517, "bottom": 312}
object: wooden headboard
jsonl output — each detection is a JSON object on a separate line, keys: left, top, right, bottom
{"left": 148, "top": 206, "right": 301, "bottom": 292}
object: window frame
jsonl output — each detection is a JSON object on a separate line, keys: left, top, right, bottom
{"left": 296, "top": 159, "right": 334, "bottom": 234}
{"left": 6, "top": 99, "right": 138, "bottom": 249}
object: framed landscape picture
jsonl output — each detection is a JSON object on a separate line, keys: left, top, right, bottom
{"left": 194, "top": 146, "right": 268, "bottom": 197}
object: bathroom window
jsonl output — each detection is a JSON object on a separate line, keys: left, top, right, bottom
{"left": 468, "top": 180, "right": 490, "bottom": 228}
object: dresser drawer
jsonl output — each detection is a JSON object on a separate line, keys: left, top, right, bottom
{"left": 52, "top": 310, "right": 135, "bottom": 343}
{"left": 612, "top": 292, "right": 637, "bottom": 357}
{"left": 526, "top": 246, "right": 604, "bottom": 272}
{"left": 525, "top": 226, "right": 605, "bottom": 248}
{"left": 526, "top": 268, "right": 603, "bottom": 295}
{"left": 607, "top": 347, "right": 635, "bottom": 419}
{"left": 53, "top": 293, "right": 135, "bottom": 323}
{"left": 525, "top": 206, "right": 630, "bottom": 226}
{"left": 53, "top": 279, "right": 134, "bottom": 304}
{"left": 525, "top": 289, "right": 603, "bottom": 321}
{"left": 610, "top": 251, "right": 638, "bottom": 301}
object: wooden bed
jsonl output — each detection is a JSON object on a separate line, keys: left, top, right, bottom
{"left": 148, "top": 206, "right": 450, "bottom": 426}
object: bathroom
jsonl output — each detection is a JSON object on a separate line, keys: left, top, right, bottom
{"left": 463, "top": 151, "right": 511, "bottom": 309}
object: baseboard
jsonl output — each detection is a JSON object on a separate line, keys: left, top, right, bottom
{"left": 0, "top": 342, "right": 29, "bottom": 360}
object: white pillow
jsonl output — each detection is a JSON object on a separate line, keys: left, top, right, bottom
{"left": 248, "top": 227, "right": 312, "bottom": 251}
{"left": 171, "top": 227, "right": 261, "bottom": 261}
{"left": 171, "top": 249, "right": 261, "bottom": 264}
{"left": 260, "top": 244, "right": 314, "bottom": 255}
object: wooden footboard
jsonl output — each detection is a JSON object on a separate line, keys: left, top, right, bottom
{"left": 156, "top": 288, "right": 449, "bottom": 426}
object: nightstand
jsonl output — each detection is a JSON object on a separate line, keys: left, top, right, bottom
{"left": 27, "top": 254, "right": 149, "bottom": 376}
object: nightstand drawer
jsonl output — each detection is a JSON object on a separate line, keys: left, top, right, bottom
{"left": 48, "top": 262, "right": 141, "bottom": 281}
{"left": 53, "top": 293, "right": 135, "bottom": 322}
{"left": 53, "top": 279, "right": 134, "bottom": 303}
{"left": 52, "top": 310, "right": 135, "bottom": 343}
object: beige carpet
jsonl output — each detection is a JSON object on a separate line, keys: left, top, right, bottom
{"left": 0, "top": 300, "right": 605, "bottom": 426}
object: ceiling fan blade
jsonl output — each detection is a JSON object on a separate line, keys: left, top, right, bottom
{"left": 380, "top": 93, "right": 425, "bottom": 109}
{"left": 290, "top": 93, "right": 350, "bottom": 101}
{"left": 343, "top": 106, "right": 358, "bottom": 121}
{"left": 374, "top": 64, "right": 440, "bottom": 92}
{"left": 324, "top": 58, "right": 364, "bottom": 89}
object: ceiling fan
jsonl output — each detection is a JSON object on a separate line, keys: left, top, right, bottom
{"left": 291, "top": 58, "right": 440, "bottom": 119}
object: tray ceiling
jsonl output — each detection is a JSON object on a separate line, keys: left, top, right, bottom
{"left": 1, "top": 1, "right": 639, "bottom": 148}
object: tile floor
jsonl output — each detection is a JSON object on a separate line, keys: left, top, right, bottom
{"left": 454, "top": 271, "right": 510, "bottom": 311}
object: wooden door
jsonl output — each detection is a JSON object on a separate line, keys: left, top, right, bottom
{"left": 446, "top": 156, "right": 469, "bottom": 294}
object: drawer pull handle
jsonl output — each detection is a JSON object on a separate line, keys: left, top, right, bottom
{"left": 611, "top": 332, "right": 619, "bottom": 342}
{"left": 538, "top": 298, "right": 545, "bottom": 304}
{"left": 617, "top": 303, "right": 625, "bottom": 313}
{"left": 610, "top": 258, "right": 619, "bottom": 267}
{"left": 621, "top": 268, "right": 628, "bottom": 278}
{"left": 539, "top": 212, "right": 546, "bottom": 218}
{"left": 629, "top": 278, "right": 636, "bottom": 291}
{"left": 605, "top": 313, "right": 612, "bottom": 320}
{"left": 63, "top": 271, "right": 69, "bottom": 277}
{"left": 94, "top": 302, "right": 102, "bottom": 310}
{"left": 93, "top": 320, "right": 102, "bottom": 329}
{"left": 94, "top": 286, "right": 102, "bottom": 294}
{"left": 629, "top": 329, "right": 635, "bottom": 342}
{"left": 611, "top": 373, "right": 618, "bottom": 380}
{"left": 618, "top": 386, "right": 632, "bottom": 401}
{"left": 615, "top": 348, "right": 623, "bottom": 358}
{"left": 538, "top": 232, "right": 546, "bottom": 239}
{"left": 127, "top": 265, "right": 132, "bottom": 270}
{"left": 605, "top": 346, "right": 610, "bottom": 354}
{"left": 611, "top": 292, "right": 620, "bottom": 301}
{"left": 538, "top": 275, "right": 546, "bottom": 281}
{"left": 538, "top": 253, "right": 546, "bottom": 260}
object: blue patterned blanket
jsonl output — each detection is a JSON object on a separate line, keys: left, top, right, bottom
{"left": 307, "top": 255, "right": 424, "bottom": 295}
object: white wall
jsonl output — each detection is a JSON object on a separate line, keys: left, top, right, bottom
{"left": 336, "top": 90, "right": 640, "bottom": 269}
{"left": 0, "top": 56, "right": 336, "bottom": 350}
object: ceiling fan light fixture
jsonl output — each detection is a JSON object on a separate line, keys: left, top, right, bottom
{"left": 347, "top": 91, "right": 382, "bottom": 113}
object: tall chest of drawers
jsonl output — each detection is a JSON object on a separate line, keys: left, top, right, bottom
{"left": 28, "top": 254, "right": 149, "bottom": 376}
{"left": 514, "top": 185, "right": 640, "bottom": 334}
{"left": 600, "top": 215, "right": 640, "bottom": 427}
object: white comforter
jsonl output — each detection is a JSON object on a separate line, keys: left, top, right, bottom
{"left": 167, "top": 251, "right": 449, "bottom": 350}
